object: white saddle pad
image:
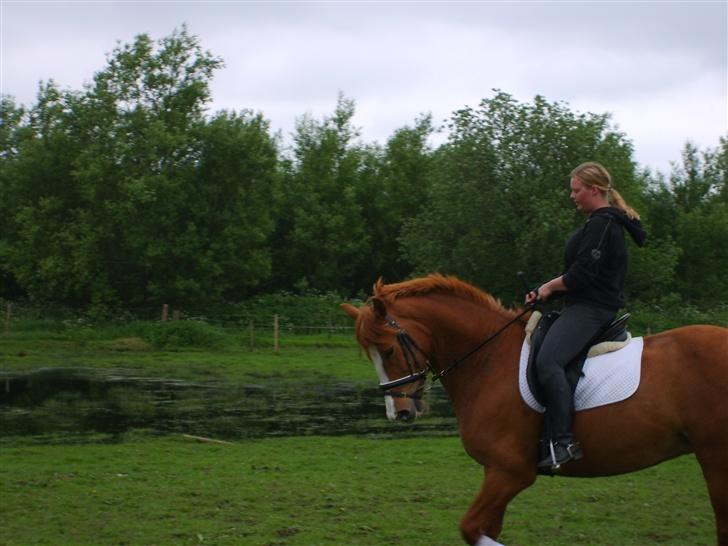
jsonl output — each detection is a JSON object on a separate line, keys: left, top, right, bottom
{"left": 518, "top": 336, "right": 643, "bottom": 412}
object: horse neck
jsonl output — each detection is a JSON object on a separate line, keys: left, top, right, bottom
{"left": 398, "top": 295, "right": 525, "bottom": 399}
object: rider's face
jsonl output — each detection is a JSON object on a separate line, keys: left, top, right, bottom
{"left": 570, "top": 176, "right": 599, "bottom": 214}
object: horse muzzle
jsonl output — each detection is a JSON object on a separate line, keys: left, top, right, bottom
{"left": 384, "top": 389, "right": 426, "bottom": 422}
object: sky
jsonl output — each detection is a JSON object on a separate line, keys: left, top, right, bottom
{"left": 1, "top": 0, "right": 726, "bottom": 176}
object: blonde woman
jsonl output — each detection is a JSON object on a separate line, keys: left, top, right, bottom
{"left": 525, "top": 161, "right": 647, "bottom": 471}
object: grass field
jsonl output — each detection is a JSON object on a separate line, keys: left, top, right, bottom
{"left": 0, "top": 432, "right": 714, "bottom": 546}
{"left": 0, "top": 316, "right": 722, "bottom": 545}
{"left": 0, "top": 327, "right": 369, "bottom": 384}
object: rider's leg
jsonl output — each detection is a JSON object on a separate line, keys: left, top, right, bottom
{"left": 535, "top": 303, "right": 614, "bottom": 466}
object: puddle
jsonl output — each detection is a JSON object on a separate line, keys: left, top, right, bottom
{"left": 0, "top": 368, "right": 456, "bottom": 440}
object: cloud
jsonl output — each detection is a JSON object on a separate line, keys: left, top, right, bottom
{"left": 2, "top": 0, "right": 725, "bottom": 175}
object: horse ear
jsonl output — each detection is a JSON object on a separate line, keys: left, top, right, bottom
{"left": 370, "top": 297, "right": 387, "bottom": 319}
{"left": 340, "top": 303, "right": 360, "bottom": 321}
{"left": 373, "top": 277, "right": 385, "bottom": 295}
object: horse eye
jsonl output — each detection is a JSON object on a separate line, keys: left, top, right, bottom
{"left": 382, "top": 347, "right": 395, "bottom": 359}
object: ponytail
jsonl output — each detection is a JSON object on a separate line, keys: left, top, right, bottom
{"left": 609, "top": 187, "right": 640, "bottom": 221}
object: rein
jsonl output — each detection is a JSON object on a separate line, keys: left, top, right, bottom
{"left": 379, "top": 306, "right": 533, "bottom": 393}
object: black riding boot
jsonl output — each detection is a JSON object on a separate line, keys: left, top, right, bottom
{"left": 537, "top": 374, "right": 583, "bottom": 472}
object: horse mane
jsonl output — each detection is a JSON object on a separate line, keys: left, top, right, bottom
{"left": 355, "top": 274, "right": 519, "bottom": 348}
{"left": 373, "top": 274, "right": 519, "bottom": 319}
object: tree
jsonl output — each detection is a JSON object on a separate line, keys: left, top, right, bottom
{"left": 271, "top": 94, "right": 370, "bottom": 293}
{"left": 670, "top": 142, "right": 716, "bottom": 212}
{"left": 666, "top": 140, "right": 728, "bottom": 303}
{"left": 674, "top": 203, "right": 728, "bottom": 302}
{"left": 190, "top": 110, "right": 279, "bottom": 301}
{"left": 354, "top": 114, "right": 434, "bottom": 288}
{"left": 1, "top": 27, "right": 280, "bottom": 312}
{"left": 0, "top": 97, "right": 28, "bottom": 297}
{"left": 400, "top": 91, "right": 650, "bottom": 305}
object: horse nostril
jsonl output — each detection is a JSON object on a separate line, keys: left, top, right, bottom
{"left": 397, "top": 409, "right": 413, "bottom": 422}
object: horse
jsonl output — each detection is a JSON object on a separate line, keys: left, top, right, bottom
{"left": 341, "top": 274, "right": 728, "bottom": 546}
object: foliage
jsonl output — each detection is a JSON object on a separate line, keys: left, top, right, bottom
{"left": 135, "top": 320, "right": 228, "bottom": 349}
{"left": 0, "top": 27, "right": 278, "bottom": 312}
{"left": 0, "top": 28, "right": 727, "bottom": 310}
{"left": 355, "top": 114, "right": 435, "bottom": 286}
{"left": 400, "top": 92, "right": 641, "bottom": 303}
{"left": 640, "top": 140, "right": 728, "bottom": 304}
{"left": 217, "top": 290, "right": 363, "bottom": 329}
{"left": 271, "top": 94, "right": 371, "bottom": 293}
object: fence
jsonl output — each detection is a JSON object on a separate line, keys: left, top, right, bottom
{"left": 1, "top": 300, "right": 357, "bottom": 353}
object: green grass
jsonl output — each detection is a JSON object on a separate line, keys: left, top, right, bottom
{"left": 0, "top": 327, "right": 369, "bottom": 384}
{"left": 0, "top": 314, "right": 722, "bottom": 545}
{"left": 0, "top": 433, "right": 714, "bottom": 546}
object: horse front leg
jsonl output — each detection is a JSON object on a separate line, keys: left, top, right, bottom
{"left": 459, "top": 466, "right": 536, "bottom": 545}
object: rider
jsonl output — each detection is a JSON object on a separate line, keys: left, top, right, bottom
{"left": 525, "top": 161, "right": 647, "bottom": 471}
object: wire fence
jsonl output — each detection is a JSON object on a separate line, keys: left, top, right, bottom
{"left": 1, "top": 299, "right": 358, "bottom": 353}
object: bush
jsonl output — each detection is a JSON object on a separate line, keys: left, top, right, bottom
{"left": 139, "top": 321, "right": 228, "bottom": 349}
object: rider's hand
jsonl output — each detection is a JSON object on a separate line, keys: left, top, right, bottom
{"left": 525, "top": 290, "right": 540, "bottom": 305}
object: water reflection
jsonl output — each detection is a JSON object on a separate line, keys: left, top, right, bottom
{"left": 0, "top": 368, "right": 456, "bottom": 440}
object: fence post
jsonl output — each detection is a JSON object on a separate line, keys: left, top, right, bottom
{"left": 161, "top": 304, "right": 169, "bottom": 322}
{"left": 273, "top": 314, "right": 279, "bottom": 353}
{"left": 4, "top": 303, "right": 11, "bottom": 333}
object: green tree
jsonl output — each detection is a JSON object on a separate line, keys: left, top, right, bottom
{"left": 1, "top": 27, "right": 282, "bottom": 312}
{"left": 670, "top": 142, "right": 716, "bottom": 212}
{"left": 400, "top": 91, "right": 652, "bottom": 305}
{"left": 0, "top": 97, "right": 28, "bottom": 297}
{"left": 2, "top": 82, "right": 90, "bottom": 304}
{"left": 191, "top": 110, "right": 279, "bottom": 301}
{"left": 666, "top": 139, "right": 728, "bottom": 303}
{"left": 354, "top": 114, "right": 434, "bottom": 288}
{"left": 271, "top": 94, "right": 370, "bottom": 293}
{"left": 674, "top": 203, "right": 728, "bottom": 302}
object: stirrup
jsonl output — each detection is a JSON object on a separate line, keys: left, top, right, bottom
{"left": 538, "top": 439, "right": 583, "bottom": 472}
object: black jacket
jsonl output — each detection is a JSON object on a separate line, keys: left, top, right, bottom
{"left": 562, "top": 207, "right": 647, "bottom": 310}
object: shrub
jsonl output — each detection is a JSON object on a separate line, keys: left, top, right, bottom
{"left": 139, "top": 321, "right": 227, "bottom": 349}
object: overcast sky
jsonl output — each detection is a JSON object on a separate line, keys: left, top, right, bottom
{"left": 2, "top": 0, "right": 726, "bottom": 175}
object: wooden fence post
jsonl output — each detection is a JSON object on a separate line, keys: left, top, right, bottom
{"left": 273, "top": 314, "right": 279, "bottom": 353}
{"left": 161, "top": 304, "right": 169, "bottom": 322}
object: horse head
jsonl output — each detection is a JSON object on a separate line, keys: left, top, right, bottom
{"left": 341, "top": 295, "right": 431, "bottom": 422}
{"left": 342, "top": 274, "right": 523, "bottom": 423}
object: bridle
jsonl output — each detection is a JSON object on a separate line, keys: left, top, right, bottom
{"left": 379, "top": 307, "right": 532, "bottom": 397}
{"left": 379, "top": 314, "right": 431, "bottom": 399}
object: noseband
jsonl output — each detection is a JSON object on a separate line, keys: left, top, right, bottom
{"left": 379, "top": 307, "right": 532, "bottom": 395}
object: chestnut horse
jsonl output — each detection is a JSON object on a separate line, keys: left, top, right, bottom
{"left": 342, "top": 274, "right": 728, "bottom": 546}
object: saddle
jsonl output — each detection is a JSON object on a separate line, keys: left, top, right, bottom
{"left": 525, "top": 310, "right": 631, "bottom": 407}
{"left": 525, "top": 310, "right": 631, "bottom": 475}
